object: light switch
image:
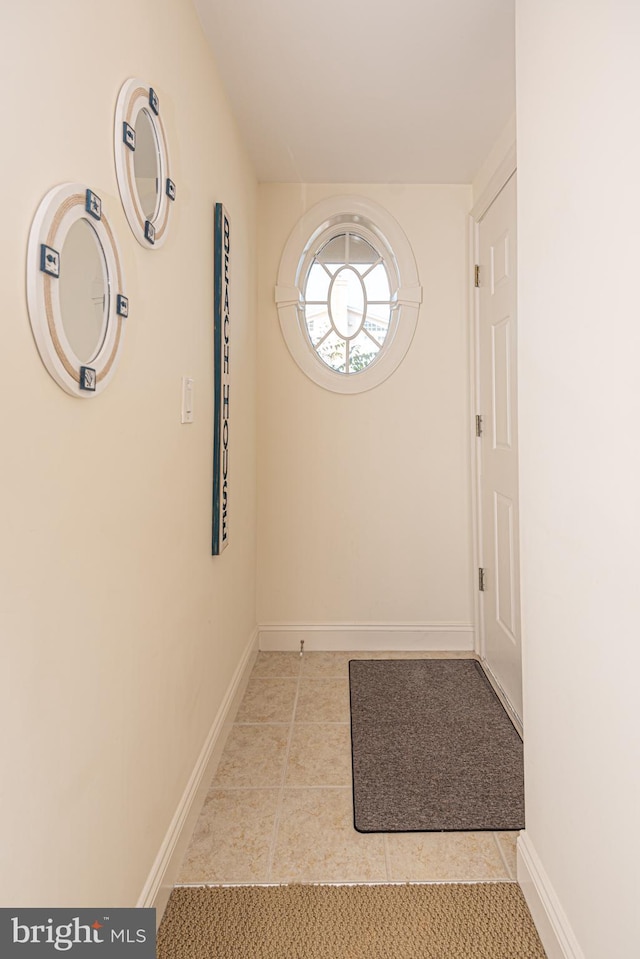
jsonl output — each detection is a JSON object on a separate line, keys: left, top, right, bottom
{"left": 181, "top": 377, "right": 194, "bottom": 424}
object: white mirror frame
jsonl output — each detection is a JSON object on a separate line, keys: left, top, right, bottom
{"left": 26, "top": 182, "right": 128, "bottom": 398}
{"left": 114, "top": 78, "right": 175, "bottom": 249}
{"left": 276, "top": 195, "right": 422, "bottom": 394}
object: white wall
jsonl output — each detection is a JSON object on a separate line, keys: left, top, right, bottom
{"left": 472, "top": 113, "right": 516, "bottom": 210}
{"left": 0, "top": 1, "right": 257, "bottom": 906}
{"left": 257, "top": 184, "right": 473, "bottom": 647}
{"left": 516, "top": 2, "right": 640, "bottom": 956}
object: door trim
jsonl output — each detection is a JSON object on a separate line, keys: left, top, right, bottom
{"left": 482, "top": 655, "right": 523, "bottom": 739}
{"left": 471, "top": 140, "right": 518, "bottom": 222}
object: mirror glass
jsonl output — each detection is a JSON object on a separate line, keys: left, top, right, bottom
{"left": 134, "top": 108, "right": 160, "bottom": 220}
{"left": 58, "top": 219, "right": 109, "bottom": 363}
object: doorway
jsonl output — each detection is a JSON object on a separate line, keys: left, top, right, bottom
{"left": 474, "top": 173, "right": 523, "bottom": 728}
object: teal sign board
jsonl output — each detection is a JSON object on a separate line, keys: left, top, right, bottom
{"left": 212, "top": 203, "right": 230, "bottom": 555}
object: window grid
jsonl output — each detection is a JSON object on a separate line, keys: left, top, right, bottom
{"left": 301, "top": 231, "right": 393, "bottom": 375}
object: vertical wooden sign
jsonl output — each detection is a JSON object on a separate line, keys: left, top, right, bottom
{"left": 212, "top": 203, "right": 230, "bottom": 555}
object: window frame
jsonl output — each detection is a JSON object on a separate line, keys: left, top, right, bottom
{"left": 276, "top": 196, "right": 422, "bottom": 394}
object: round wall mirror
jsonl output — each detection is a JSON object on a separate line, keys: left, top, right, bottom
{"left": 133, "top": 108, "right": 160, "bottom": 221}
{"left": 26, "top": 183, "right": 129, "bottom": 397}
{"left": 114, "top": 78, "right": 175, "bottom": 248}
{"left": 58, "top": 219, "right": 109, "bottom": 363}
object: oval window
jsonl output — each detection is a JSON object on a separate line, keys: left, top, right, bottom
{"left": 304, "top": 231, "right": 393, "bottom": 375}
{"left": 276, "top": 196, "right": 422, "bottom": 394}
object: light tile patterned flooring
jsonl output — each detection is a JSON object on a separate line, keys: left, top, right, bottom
{"left": 177, "top": 651, "right": 519, "bottom": 885}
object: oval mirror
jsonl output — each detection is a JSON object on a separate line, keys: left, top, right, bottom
{"left": 114, "top": 79, "right": 175, "bottom": 248}
{"left": 26, "top": 183, "right": 129, "bottom": 398}
{"left": 133, "top": 108, "right": 160, "bottom": 221}
{"left": 58, "top": 219, "right": 109, "bottom": 363}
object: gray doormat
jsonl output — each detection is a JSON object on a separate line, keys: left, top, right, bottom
{"left": 349, "top": 659, "right": 524, "bottom": 832}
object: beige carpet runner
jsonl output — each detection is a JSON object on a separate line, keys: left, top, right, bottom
{"left": 158, "top": 883, "right": 546, "bottom": 958}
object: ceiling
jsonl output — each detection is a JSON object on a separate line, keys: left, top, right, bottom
{"left": 193, "top": 0, "right": 515, "bottom": 184}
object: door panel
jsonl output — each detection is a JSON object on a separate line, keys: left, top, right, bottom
{"left": 494, "top": 491, "right": 516, "bottom": 641}
{"left": 491, "top": 316, "right": 513, "bottom": 449}
{"left": 478, "top": 173, "right": 522, "bottom": 722}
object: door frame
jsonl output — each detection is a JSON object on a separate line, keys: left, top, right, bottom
{"left": 468, "top": 140, "right": 521, "bottom": 735}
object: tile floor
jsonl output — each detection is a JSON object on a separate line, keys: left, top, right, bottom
{"left": 177, "top": 651, "right": 519, "bottom": 886}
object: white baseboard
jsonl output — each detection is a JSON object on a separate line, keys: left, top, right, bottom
{"left": 258, "top": 623, "right": 475, "bottom": 652}
{"left": 137, "top": 628, "right": 259, "bottom": 924}
{"left": 517, "top": 832, "right": 586, "bottom": 959}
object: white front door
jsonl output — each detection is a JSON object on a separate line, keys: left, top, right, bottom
{"left": 476, "top": 173, "right": 523, "bottom": 723}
